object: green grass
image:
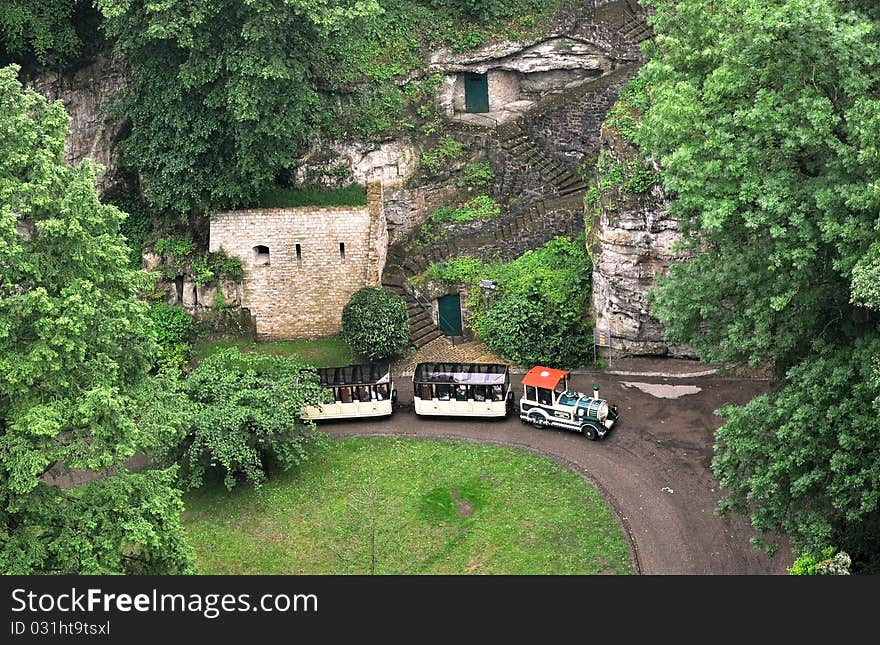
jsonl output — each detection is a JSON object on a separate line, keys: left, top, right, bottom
{"left": 183, "top": 437, "right": 634, "bottom": 575}
{"left": 258, "top": 185, "right": 368, "bottom": 208}
{"left": 192, "top": 337, "right": 358, "bottom": 368}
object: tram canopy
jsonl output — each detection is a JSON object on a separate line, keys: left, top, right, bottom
{"left": 317, "top": 363, "right": 391, "bottom": 387}
{"left": 413, "top": 362, "right": 508, "bottom": 386}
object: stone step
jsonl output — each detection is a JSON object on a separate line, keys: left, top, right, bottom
{"left": 412, "top": 329, "right": 444, "bottom": 347}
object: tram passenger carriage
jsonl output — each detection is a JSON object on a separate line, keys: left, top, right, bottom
{"left": 412, "top": 362, "right": 514, "bottom": 418}
{"left": 303, "top": 363, "right": 396, "bottom": 421}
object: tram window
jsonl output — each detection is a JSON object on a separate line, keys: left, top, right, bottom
{"left": 525, "top": 385, "right": 537, "bottom": 401}
{"left": 357, "top": 386, "right": 371, "bottom": 402}
{"left": 454, "top": 385, "right": 468, "bottom": 401}
{"left": 375, "top": 384, "right": 389, "bottom": 400}
{"left": 554, "top": 380, "right": 567, "bottom": 396}
{"left": 473, "top": 386, "right": 486, "bottom": 402}
{"left": 419, "top": 383, "right": 432, "bottom": 400}
{"left": 436, "top": 384, "right": 451, "bottom": 401}
{"left": 491, "top": 385, "right": 504, "bottom": 401}
{"left": 339, "top": 387, "right": 352, "bottom": 403}
{"left": 537, "top": 387, "right": 552, "bottom": 406}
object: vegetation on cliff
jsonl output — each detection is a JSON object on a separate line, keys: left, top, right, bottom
{"left": 634, "top": 0, "right": 880, "bottom": 572}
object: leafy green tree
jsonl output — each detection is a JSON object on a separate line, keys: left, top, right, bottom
{"left": 341, "top": 287, "right": 410, "bottom": 361}
{"left": 96, "top": 0, "right": 381, "bottom": 215}
{"left": 175, "top": 348, "right": 329, "bottom": 491}
{"left": 0, "top": 0, "right": 88, "bottom": 65}
{"left": 633, "top": 1, "right": 880, "bottom": 570}
{"left": 0, "top": 65, "right": 193, "bottom": 573}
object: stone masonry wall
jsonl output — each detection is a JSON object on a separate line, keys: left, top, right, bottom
{"left": 209, "top": 182, "right": 387, "bottom": 339}
{"left": 524, "top": 64, "right": 638, "bottom": 166}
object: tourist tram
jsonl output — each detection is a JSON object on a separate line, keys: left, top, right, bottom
{"left": 303, "top": 363, "right": 396, "bottom": 421}
{"left": 303, "top": 361, "right": 620, "bottom": 439}
{"left": 411, "top": 362, "right": 514, "bottom": 418}
{"left": 519, "top": 366, "right": 619, "bottom": 440}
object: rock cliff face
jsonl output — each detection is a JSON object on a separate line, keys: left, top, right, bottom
{"left": 590, "top": 124, "right": 696, "bottom": 358}
{"left": 23, "top": 54, "right": 129, "bottom": 196}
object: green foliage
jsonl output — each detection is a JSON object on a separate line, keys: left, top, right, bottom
{"left": 97, "top": 0, "right": 562, "bottom": 215}
{"left": 712, "top": 338, "right": 880, "bottom": 570}
{"left": 604, "top": 75, "right": 649, "bottom": 143}
{"left": 150, "top": 304, "right": 193, "bottom": 373}
{"left": 154, "top": 234, "right": 196, "bottom": 279}
{"left": 106, "top": 189, "right": 154, "bottom": 267}
{"left": 341, "top": 287, "right": 410, "bottom": 361}
{"left": 851, "top": 242, "right": 880, "bottom": 309}
{"left": 639, "top": 0, "right": 880, "bottom": 370}
{"left": 638, "top": 0, "right": 880, "bottom": 571}
{"left": 789, "top": 547, "right": 852, "bottom": 575}
{"left": 0, "top": 65, "right": 193, "bottom": 574}
{"left": 457, "top": 161, "right": 495, "bottom": 191}
{"left": 258, "top": 185, "right": 368, "bottom": 208}
{"left": 424, "top": 236, "right": 593, "bottom": 367}
{"left": 430, "top": 195, "right": 501, "bottom": 223}
{"left": 0, "top": 0, "right": 99, "bottom": 65}
{"left": 420, "top": 135, "right": 464, "bottom": 175}
{"left": 177, "top": 348, "right": 328, "bottom": 491}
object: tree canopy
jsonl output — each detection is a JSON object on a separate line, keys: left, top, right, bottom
{"left": 174, "top": 348, "right": 329, "bottom": 491}
{"left": 634, "top": 0, "right": 880, "bottom": 570}
{"left": 0, "top": 64, "right": 192, "bottom": 573}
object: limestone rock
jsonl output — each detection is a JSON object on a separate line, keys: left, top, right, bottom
{"left": 295, "top": 140, "right": 419, "bottom": 189}
{"left": 590, "top": 125, "right": 696, "bottom": 358}
{"left": 24, "top": 54, "right": 130, "bottom": 195}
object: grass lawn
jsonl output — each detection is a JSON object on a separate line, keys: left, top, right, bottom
{"left": 183, "top": 437, "right": 634, "bottom": 575}
{"left": 191, "top": 336, "right": 358, "bottom": 368}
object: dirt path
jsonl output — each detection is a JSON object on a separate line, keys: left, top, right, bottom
{"left": 323, "top": 371, "right": 792, "bottom": 575}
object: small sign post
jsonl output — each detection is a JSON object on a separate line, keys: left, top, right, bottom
{"left": 593, "top": 327, "right": 611, "bottom": 365}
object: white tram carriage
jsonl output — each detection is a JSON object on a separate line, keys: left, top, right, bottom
{"left": 303, "top": 363, "right": 396, "bottom": 421}
{"left": 412, "top": 362, "right": 515, "bottom": 418}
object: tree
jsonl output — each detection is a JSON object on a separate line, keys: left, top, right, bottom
{"left": 175, "top": 348, "right": 329, "bottom": 491}
{"left": 633, "top": 1, "right": 880, "bottom": 570}
{"left": 0, "top": 65, "right": 193, "bottom": 574}
{"left": 95, "top": 0, "right": 382, "bottom": 215}
{"left": 341, "top": 287, "right": 410, "bottom": 361}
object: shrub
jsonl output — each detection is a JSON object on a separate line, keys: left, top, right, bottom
{"left": 789, "top": 547, "right": 852, "bottom": 575}
{"left": 420, "top": 236, "right": 593, "bottom": 367}
{"left": 341, "top": 287, "right": 410, "bottom": 361}
{"left": 430, "top": 195, "right": 501, "bottom": 223}
{"left": 458, "top": 161, "right": 495, "bottom": 191}
{"left": 150, "top": 304, "right": 194, "bottom": 373}
{"left": 179, "top": 348, "right": 329, "bottom": 490}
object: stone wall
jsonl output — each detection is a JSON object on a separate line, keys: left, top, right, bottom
{"left": 24, "top": 54, "right": 129, "bottom": 195}
{"left": 524, "top": 64, "right": 638, "bottom": 166}
{"left": 590, "top": 126, "right": 696, "bottom": 358}
{"left": 209, "top": 182, "right": 387, "bottom": 339}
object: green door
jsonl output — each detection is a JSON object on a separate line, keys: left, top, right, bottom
{"left": 465, "top": 73, "right": 489, "bottom": 113}
{"left": 438, "top": 294, "right": 463, "bottom": 336}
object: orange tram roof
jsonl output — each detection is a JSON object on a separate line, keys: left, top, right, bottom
{"left": 521, "top": 366, "right": 570, "bottom": 389}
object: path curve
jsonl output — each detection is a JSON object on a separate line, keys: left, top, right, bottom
{"left": 322, "top": 371, "right": 792, "bottom": 575}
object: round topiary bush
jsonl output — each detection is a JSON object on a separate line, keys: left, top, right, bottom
{"left": 341, "top": 287, "right": 410, "bottom": 361}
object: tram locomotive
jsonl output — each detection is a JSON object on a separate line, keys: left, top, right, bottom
{"left": 303, "top": 361, "right": 619, "bottom": 440}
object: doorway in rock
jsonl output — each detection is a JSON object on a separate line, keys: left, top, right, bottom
{"left": 464, "top": 73, "right": 490, "bottom": 113}
{"left": 437, "top": 294, "right": 463, "bottom": 336}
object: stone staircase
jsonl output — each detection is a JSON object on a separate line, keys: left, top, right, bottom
{"left": 382, "top": 121, "right": 592, "bottom": 350}
{"left": 618, "top": 0, "right": 653, "bottom": 44}
{"left": 381, "top": 271, "right": 444, "bottom": 348}
{"left": 497, "top": 122, "right": 589, "bottom": 198}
